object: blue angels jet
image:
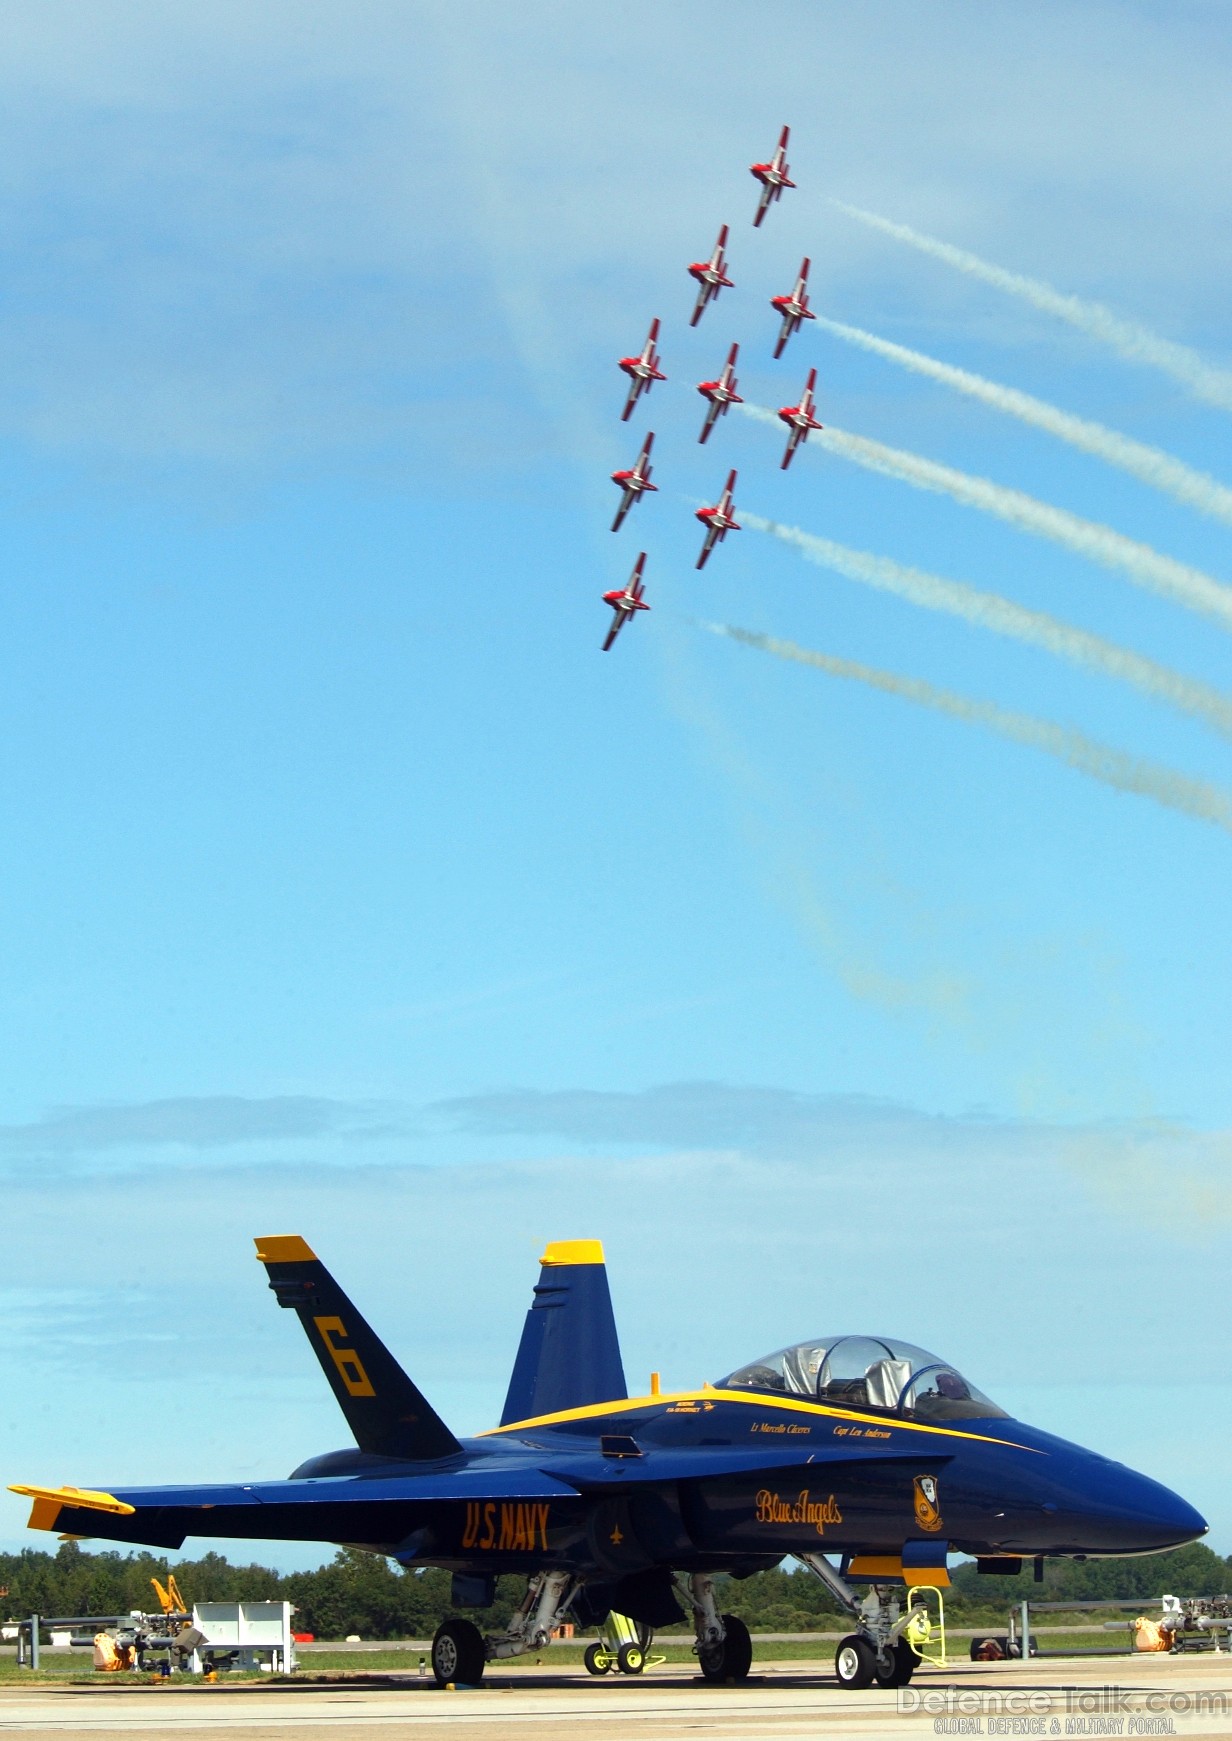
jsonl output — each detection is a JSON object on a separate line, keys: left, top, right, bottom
{"left": 12, "top": 1236, "right": 1205, "bottom": 1689}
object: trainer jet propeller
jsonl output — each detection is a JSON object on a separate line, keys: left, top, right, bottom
{"left": 618, "top": 318, "right": 666, "bottom": 422}
{"left": 687, "top": 225, "right": 734, "bottom": 327}
{"left": 697, "top": 344, "right": 743, "bottom": 444}
{"left": 12, "top": 1237, "right": 1205, "bottom": 1693}
{"left": 749, "top": 125, "right": 795, "bottom": 227}
{"left": 771, "top": 257, "right": 815, "bottom": 359}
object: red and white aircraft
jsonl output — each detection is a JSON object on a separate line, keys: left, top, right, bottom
{"left": 602, "top": 553, "right": 650, "bottom": 651}
{"left": 688, "top": 224, "right": 734, "bottom": 327}
{"left": 610, "top": 432, "right": 657, "bottom": 531}
{"left": 695, "top": 470, "right": 741, "bottom": 570}
{"left": 770, "top": 257, "right": 815, "bottom": 358}
{"left": 777, "top": 367, "right": 823, "bottom": 469}
{"left": 618, "top": 318, "right": 666, "bottom": 421}
{"left": 696, "top": 343, "right": 743, "bottom": 444}
{"left": 749, "top": 125, "right": 796, "bottom": 227}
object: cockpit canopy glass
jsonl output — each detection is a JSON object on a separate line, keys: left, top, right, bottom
{"left": 717, "top": 1335, "right": 1007, "bottom": 1421}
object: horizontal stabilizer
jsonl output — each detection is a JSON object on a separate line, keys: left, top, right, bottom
{"left": 501, "top": 1240, "right": 627, "bottom": 1426}
{"left": 255, "top": 1236, "right": 461, "bottom": 1462}
{"left": 12, "top": 1464, "right": 583, "bottom": 1552}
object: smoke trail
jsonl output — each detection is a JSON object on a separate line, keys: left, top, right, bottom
{"left": 700, "top": 621, "right": 1232, "bottom": 837}
{"left": 833, "top": 202, "right": 1232, "bottom": 414}
{"left": 816, "top": 315, "right": 1232, "bottom": 528}
{"left": 740, "top": 404, "right": 1232, "bottom": 630}
{"left": 741, "top": 510, "right": 1232, "bottom": 740}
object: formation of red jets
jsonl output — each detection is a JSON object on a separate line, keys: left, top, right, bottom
{"left": 602, "top": 125, "right": 824, "bottom": 651}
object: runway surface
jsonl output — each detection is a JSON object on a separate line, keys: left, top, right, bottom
{"left": 1, "top": 1654, "right": 1230, "bottom": 1740}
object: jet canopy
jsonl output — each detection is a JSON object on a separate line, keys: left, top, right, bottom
{"left": 717, "top": 1335, "right": 1006, "bottom": 1422}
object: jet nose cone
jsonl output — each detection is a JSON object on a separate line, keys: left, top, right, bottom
{"left": 1091, "top": 1467, "right": 1207, "bottom": 1554}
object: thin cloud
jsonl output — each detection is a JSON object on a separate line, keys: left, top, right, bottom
{"left": 431, "top": 1081, "right": 1017, "bottom": 1161}
{"left": 0, "top": 1095, "right": 396, "bottom": 1159}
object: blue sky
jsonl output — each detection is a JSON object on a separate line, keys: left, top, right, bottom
{"left": 2, "top": 0, "right": 1232, "bottom": 1567}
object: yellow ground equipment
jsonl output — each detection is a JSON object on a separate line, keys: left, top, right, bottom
{"left": 582, "top": 1611, "right": 666, "bottom": 1675}
{"left": 905, "top": 1583, "right": 947, "bottom": 1667}
{"left": 150, "top": 1574, "right": 188, "bottom": 1616}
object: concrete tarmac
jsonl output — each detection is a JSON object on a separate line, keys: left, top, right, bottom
{"left": 0, "top": 1654, "right": 1230, "bottom": 1740}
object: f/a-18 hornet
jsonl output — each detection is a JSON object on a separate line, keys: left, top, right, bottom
{"left": 610, "top": 433, "right": 656, "bottom": 532}
{"left": 778, "top": 367, "right": 823, "bottom": 469}
{"left": 749, "top": 125, "right": 795, "bottom": 227}
{"left": 695, "top": 470, "right": 741, "bottom": 570}
{"left": 12, "top": 1238, "right": 1204, "bottom": 1692}
{"left": 618, "top": 319, "right": 666, "bottom": 422}
{"left": 600, "top": 554, "right": 650, "bottom": 650}
{"left": 697, "top": 344, "right": 743, "bottom": 444}
{"left": 770, "top": 257, "right": 815, "bottom": 359}
{"left": 687, "top": 225, "right": 734, "bottom": 327}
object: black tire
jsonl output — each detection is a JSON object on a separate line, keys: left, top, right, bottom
{"left": 617, "top": 1642, "right": 645, "bottom": 1674}
{"left": 875, "top": 1639, "right": 921, "bottom": 1687}
{"left": 698, "top": 1614, "right": 753, "bottom": 1682}
{"left": 835, "top": 1633, "right": 877, "bottom": 1689}
{"left": 720, "top": 1614, "right": 752, "bottom": 1680}
{"left": 431, "top": 1618, "right": 486, "bottom": 1686}
{"left": 583, "top": 1642, "right": 611, "bottom": 1676}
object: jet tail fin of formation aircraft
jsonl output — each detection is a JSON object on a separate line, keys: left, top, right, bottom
{"left": 500, "top": 1239, "right": 627, "bottom": 1426}
{"left": 255, "top": 1236, "right": 462, "bottom": 1462}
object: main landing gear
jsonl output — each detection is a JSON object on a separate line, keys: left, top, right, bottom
{"left": 678, "top": 1572, "right": 753, "bottom": 1681}
{"left": 798, "top": 1554, "right": 923, "bottom": 1690}
{"left": 431, "top": 1618, "right": 486, "bottom": 1686}
{"left": 431, "top": 1570, "right": 579, "bottom": 1687}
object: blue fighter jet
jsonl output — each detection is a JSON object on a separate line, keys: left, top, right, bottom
{"left": 12, "top": 1236, "right": 1205, "bottom": 1690}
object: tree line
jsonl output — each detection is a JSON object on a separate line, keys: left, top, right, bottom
{"left": 2, "top": 1540, "right": 1228, "bottom": 1640}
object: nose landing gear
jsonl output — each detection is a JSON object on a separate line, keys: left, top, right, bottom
{"left": 798, "top": 1553, "right": 924, "bottom": 1689}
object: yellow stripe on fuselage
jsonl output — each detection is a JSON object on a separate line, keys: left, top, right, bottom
{"left": 482, "top": 1387, "right": 1041, "bottom": 1452}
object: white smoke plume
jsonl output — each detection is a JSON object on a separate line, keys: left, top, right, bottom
{"left": 701, "top": 620, "right": 1232, "bottom": 838}
{"left": 741, "top": 511, "right": 1232, "bottom": 740}
{"left": 740, "top": 405, "right": 1232, "bottom": 631}
{"left": 832, "top": 202, "right": 1232, "bottom": 414}
{"left": 816, "top": 315, "right": 1232, "bottom": 528}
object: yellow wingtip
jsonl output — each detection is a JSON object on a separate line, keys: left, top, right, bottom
{"left": 540, "top": 1238, "right": 605, "bottom": 1267}
{"left": 254, "top": 1234, "right": 317, "bottom": 1263}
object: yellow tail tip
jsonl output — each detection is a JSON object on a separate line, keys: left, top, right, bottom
{"left": 540, "top": 1239, "right": 605, "bottom": 1267}
{"left": 254, "top": 1234, "right": 317, "bottom": 1263}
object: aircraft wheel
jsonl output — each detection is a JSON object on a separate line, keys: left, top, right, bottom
{"left": 719, "top": 1614, "right": 752, "bottom": 1679}
{"left": 835, "top": 1633, "right": 877, "bottom": 1689}
{"left": 432, "top": 1618, "right": 486, "bottom": 1687}
{"left": 617, "top": 1642, "right": 645, "bottom": 1674}
{"left": 699, "top": 1614, "right": 752, "bottom": 1681}
{"left": 874, "top": 1639, "right": 920, "bottom": 1687}
{"left": 583, "top": 1642, "right": 612, "bottom": 1675}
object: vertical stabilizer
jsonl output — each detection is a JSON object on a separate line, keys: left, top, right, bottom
{"left": 500, "top": 1239, "right": 627, "bottom": 1426}
{"left": 256, "top": 1235, "right": 461, "bottom": 1461}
